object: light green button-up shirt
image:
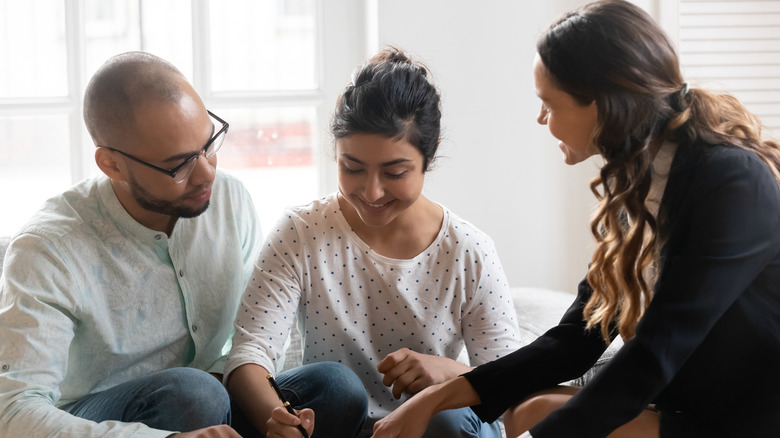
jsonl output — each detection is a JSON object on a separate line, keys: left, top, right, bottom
{"left": 0, "top": 170, "right": 261, "bottom": 437}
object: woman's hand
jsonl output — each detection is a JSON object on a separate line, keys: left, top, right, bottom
{"left": 370, "top": 393, "right": 434, "bottom": 438}
{"left": 378, "top": 348, "right": 471, "bottom": 399}
{"left": 372, "top": 377, "right": 483, "bottom": 438}
{"left": 265, "top": 406, "right": 314, "bottom": 438}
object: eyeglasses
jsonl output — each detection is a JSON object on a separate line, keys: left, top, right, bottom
{"left": 101, "top": 110, "right": 229, "bottom": 184}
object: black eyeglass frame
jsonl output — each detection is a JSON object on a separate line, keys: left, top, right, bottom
{"left": 100, "top": 110, "right": 229, "bottom": 183}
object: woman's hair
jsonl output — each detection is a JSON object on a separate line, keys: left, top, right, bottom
{"left": 330, "top": 47, "right": 441, "bottom": 171}
{"left": 538, "top": 0, "right": 780, "bottom": 341}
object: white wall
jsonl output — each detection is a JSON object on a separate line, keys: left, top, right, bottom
{"left": 365, "top": 0, "right": 601, "bottom": 292}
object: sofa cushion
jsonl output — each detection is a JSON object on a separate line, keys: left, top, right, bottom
{"left": 512, "top": 287, "right": 574, "bottom": 340}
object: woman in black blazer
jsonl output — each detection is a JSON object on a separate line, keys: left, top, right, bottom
{"left": 370, "top": 1, "right": 780, "bottom": 437}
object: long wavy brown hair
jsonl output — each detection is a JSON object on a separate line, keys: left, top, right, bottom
{"left": 538, "top": 0, "right": 780, "bottom": 341}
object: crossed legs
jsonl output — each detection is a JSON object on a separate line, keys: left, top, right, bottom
{"left": 61, "top": 367, "right": 231, "bottom": 432}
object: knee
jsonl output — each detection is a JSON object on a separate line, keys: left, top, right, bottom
{"left": 284, "top": 362, "right": 368, "bottom": 435}
{"left": 296, "top": 362, "right": 366, "bottom": 405}
{"left": 518, "top": 394, "right": 562, "bottom": 417}
{"left": 426, "top": 407, "right": 495, "bottom": 438}
{"left": 504, "top": 395, "right": 564, "bottom": 438}
{"left": 157, "top": 368, "right": 231, "bottom": 425}
{"left": 317, "top": 362, "right": 366, "bottom": 403}
{"left": 315, "top": 362, "right": 368, "bottom": 417}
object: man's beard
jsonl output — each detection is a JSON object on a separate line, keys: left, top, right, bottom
{"left": 128, "top": 173, "right": 210, "bottom": 219}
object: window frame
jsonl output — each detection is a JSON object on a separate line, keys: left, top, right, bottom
{"left": 0, "top": 0, "right": 369, "bottom": 235}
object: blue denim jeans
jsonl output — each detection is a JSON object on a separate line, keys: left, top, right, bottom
{"left": 60, "top": 367, "right": 231, "bottom": 433}
{"left": 422, "top": 407, "right": 502, "bottom": 438}
{"left": 232, "top": 361, "right": 368, "bottom": 438}
{"left": 233, "top": 361, "right": 499, "bottom": 438}
{"left": 356, "top": 406, "right": 502, "bottom": 438}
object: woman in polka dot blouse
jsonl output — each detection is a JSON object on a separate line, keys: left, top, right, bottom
{"left": 224, "top": 47, "right": 521, "bottom": 438}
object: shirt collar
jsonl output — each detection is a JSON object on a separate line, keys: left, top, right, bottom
{"left": 96, "top": 176, "right": 172, "bottom": 244}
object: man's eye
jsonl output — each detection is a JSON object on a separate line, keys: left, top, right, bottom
{"left": 182, "top": 155, "right": 198, "bottom": 167}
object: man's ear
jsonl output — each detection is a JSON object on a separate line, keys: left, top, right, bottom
{"left": 95, "top": 147, "right": 124, "bottom": 181}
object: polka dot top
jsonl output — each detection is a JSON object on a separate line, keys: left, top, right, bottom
{"left": 226, "top": 193, "right": 521, "bottom": 420}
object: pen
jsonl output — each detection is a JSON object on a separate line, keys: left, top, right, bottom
{"left": 266, "top": 374, "right": 310, "bottom": 438}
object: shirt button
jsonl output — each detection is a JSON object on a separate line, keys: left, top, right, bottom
{"left": 154, "top": 235, "right": 162, "bottom": 240}
{"left": 1, "top": 364, "right": 8, "bottom": 372}
{"left": 179, "top": 270, "right": 184, "bottom": 277}
{"left": 192, "top": 324, "right": 198, "bottom": 333}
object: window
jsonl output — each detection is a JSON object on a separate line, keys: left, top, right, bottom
{"left": 0, "top": 0, "right": 362, "bottom": 235}
{"left": 661, "top": 0, "right": 780, "bottom": 136}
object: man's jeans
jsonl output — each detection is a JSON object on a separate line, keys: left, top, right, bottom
{"left": 61, "top": 367, "right": 230, "bottom": 433}
{"left": 233, "top": 361, "right": 501, "bottom": 438}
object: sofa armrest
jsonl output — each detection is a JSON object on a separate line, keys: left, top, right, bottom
{"left": 510, "top": 287, "right": 623, "bottom": 387}
{"left": 510, "top": 287, "right": 574, "bottom": 341}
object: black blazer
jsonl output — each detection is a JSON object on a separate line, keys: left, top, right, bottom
{"left": 465, "top": 142, "right": 780, "bottom": 437}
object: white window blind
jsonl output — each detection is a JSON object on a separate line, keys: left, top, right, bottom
{"left": 676, "top": 0, "right": 780, "bottom": 136}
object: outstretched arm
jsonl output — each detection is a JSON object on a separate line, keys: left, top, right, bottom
{"left": 371, "top": 376, "right": 480, "bottom": 438}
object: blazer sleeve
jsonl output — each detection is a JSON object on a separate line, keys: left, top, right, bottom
{"left": 530, "top": 149, "right": 780, "bottom": 437}
{"left": 464, "top": 277, "right": 610, "bottom": 423}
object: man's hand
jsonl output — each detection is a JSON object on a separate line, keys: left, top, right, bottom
{"left": 168, "top": 425, "right": 241, "bottom": 437}
{"left": 377, "top": 348, "right": 471, "bottom": 399}
{"left": 266, "top": 406, "right": 314, "bottom": 437}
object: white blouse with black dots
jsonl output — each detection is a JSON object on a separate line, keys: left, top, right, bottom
{"left": 225, "top": 193, "right": 521, "bottom": 420}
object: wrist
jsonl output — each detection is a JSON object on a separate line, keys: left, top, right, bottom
{"left": 424, "top": 376, "right": 481, "bottom": 414}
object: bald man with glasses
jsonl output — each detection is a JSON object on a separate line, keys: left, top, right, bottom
{"left": 0, "top": 52, "right": 261, "bottom": 438}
